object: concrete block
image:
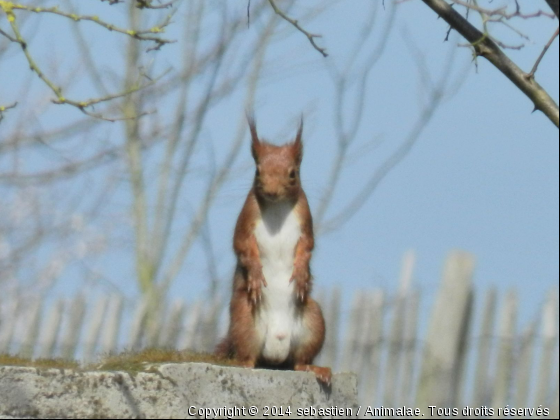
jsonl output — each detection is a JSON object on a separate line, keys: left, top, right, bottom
{"left": 0, "top": 363, "right": 358, "bottom": 419}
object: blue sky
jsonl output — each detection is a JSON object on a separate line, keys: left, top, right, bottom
{"left": 1, "top": 0, "right": 558, "bottom": 333}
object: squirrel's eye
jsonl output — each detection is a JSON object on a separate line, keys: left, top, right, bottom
{"left": 289, "top": 169, "right": 297, "bottom": 179}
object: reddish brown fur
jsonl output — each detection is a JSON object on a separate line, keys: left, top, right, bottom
{"left": 216, "top": 116, "right": 331, "bottom": 384}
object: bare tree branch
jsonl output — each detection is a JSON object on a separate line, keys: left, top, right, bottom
{"left": 159, "top": 5, "right": 278, "bottom": 292}
{"left": 316, "top": 1, "right": 397, "bottom": 226}
{"left": 450, "top": 0, "right": 555, "bottom": 20}
{"left": 5, "top": 0, "right": 555, "bottom": 306}
{"left": 528, "top": 27, "right": 559, "bottom": 79}
{"left": 0, "top": 147, "right": 120, "bottom": 186}
{"left": 0, "top": 26, "right": 16, "bottom": 42}
{"left": 545, "top": 0, "right": 560, "bottom": 19}
{"left": 1, "top": 0, "right": 320, "bottom": 302}
{"left": 421, "top": 0, "right": 559, "bottom": 128}
{"left": 0, "top": 2, "right": 175, "bottom": 46}
{"left": 0, "top": 0, "right": 175, "bottom": 119}
{"left": 320, "top": 42, "right": 468, "bottom": 233}
{"left": 136, "top": 0, "right": 179, "bottom": 9}
{"left": 0, "top": 117, "right": 100, "bottom": 154}
{"left": 267, "top": 0, "right": 328, "bottom": 57}
{"left": 123, "top": 2, "right": 152, "bottom": 296}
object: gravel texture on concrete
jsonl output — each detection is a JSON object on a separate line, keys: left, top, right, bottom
{"left": 0, "top": 363, "right": 358, "bottom": 419}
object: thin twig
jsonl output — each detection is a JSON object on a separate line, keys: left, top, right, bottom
{"left": 53, "top": 68, "right": 170, "bottom": 108}
{"left": 316, "top": 2, "right": 397, "bottom": 225}
{"left": 136, "top": 0, "right": 179, "bottom": 9}
{"left": 76, "top": 107, "right": 153, "bottom": 122}
{"left": 1, "top": 3, "right": 175, "bottom": 46}
{"left": 267, "top": 0, "right": 328, "bottom": 57}
{"left": 1, "top": 2, "right": 173, "bottom": 120}
{"left": 64, "top": 0, "right": 110, "bottom": 95}
{"left": 321, "top": 42, "right": 467, "bottom": 233}
{"left": 497, "top": 19, "right": 531, "bottom": 42}
{"left": 0, "top": 101, "right": 17, "bottom": 122}
{"left": 0, "top": 26, "right": 17, "bottom": 42}
{"left": 527, "top": 27, "right": 559, "bottom": 79}
{"left": 488, "top": 37, "right": 524, "bottom": 50}
{"left": 451, "top": 0, "right": 555, "bottom": 20}
{"left": 159, "top": 6, "right": 277, "bottom": 291}
{"left": 447, "top": 0, "right": 554, "bottom": 46}
{"left": 247, "top": 0, "right": 251, "bottom": 27}
{"left": 0, "top": 147, "right": 120, "bottom": 185}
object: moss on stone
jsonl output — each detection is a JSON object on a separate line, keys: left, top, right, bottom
{"left": 0, "top": 354, "right": 79, "bottom": 370}
{"left": 0, "top": 349, "right": 240, "bottom": 373}
{"left": 89, "top": 348, "right": 240, "bottom": 372}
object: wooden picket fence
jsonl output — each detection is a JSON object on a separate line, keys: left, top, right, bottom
{"left": 0, "top": 251, "right": 558, "bottom": 417}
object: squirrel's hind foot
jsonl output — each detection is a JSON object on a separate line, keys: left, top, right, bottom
{"left": 294, "top": 364, "right": 332, "bottom": 386}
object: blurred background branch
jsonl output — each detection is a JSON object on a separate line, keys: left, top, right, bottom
{"left": 0, "top": 0, "right": 557, "bottom": 327}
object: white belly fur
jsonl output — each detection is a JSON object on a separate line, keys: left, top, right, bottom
{"left": 254, "top": 201, "right": 303, "bottom": 364}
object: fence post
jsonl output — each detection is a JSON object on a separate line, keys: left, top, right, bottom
{"left": 200, "top": 295, "right": 224, "bottom": 352}
{"left": 159, "top": 299, "right": 186, "bottom": 349}
{"left": 181, "top": 301, "right": 203, "bottom": 351}
{"left": 533, "top": 290, "right": 559, "bottom": 409}
{"left": 19, "top": 298, "right": 43, "bottom": 359}
{"left": 384, "top": 250, "right": 416, "bottom": 408}
{"left": 471, "top": 289, "right": 496, "bottom": 410}
{"left": 321, "top": 287, "right": 341, "bottom": 370}
{"left": 361, "top": 290, "right": 384, "bottom": 408}
{"left": 383, "top": 291, "right": 407, "bottom": 409}
{"left": 415, "top": 250, "right": 475, "bottom": 418}
{"left": 490, "top": 290, "right": 517, "bottom": 416}
{"left": 0, "top": 296, "right": 21, "bottom": 355}
{"left": 400, "top": 290, "right": 420, "bottom": 406}
{"left": 128, "top": 296, "right": 150, "bottom": 351}
{"left": 341, "top": 291, "right": 367, "bottom": 373}
{"left": 100, "top": 295, "right": 124, "bottom": 355}
{"left": 61, "top": 295, "right": 86, "bottom": 360}
{"left": 513, "top": 319, "right": 537, "bottom": 410}
{"left": 83, "top": 296, "right": 108, "bottom": 362}
{"left": 38, "top": 299, "right": 64, "bottom": 358}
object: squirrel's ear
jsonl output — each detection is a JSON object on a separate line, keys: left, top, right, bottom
{"left": 293, "top": 116, "right": 303, "bottom": 164}
{"left": 247, "top": 114, "right": 260, "bottom": 162}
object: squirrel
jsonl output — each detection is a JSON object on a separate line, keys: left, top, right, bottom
{"left": 215, "top": 116, "right": 331, "bottom": 385}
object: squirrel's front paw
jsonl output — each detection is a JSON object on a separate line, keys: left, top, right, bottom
{"left": 247, "top": 269, "right": 267, "bottom": 305}
{"left": 291, "top": 266, "right": 310, "bottom": 303}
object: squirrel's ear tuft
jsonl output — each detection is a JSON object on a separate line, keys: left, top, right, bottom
{"left": 293, "top": 116, "right": 303, "bottom": 165}
{"left": 247, "top": 113, "right": 260, "bottom": 162}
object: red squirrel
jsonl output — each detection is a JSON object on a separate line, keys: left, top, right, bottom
{"left": 216, "top": 116, "right": 331, "bottom": 385}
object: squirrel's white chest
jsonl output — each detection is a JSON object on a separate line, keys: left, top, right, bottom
{"left": 254, "top": 203, "right": 301, "bottom": 278}
{"left": 253, "top": 202, "right": 302, "bottom": 363}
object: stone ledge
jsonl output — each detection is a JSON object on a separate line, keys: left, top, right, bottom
{"left": 0, "top": 363, "right": 358, "bottom": 419}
